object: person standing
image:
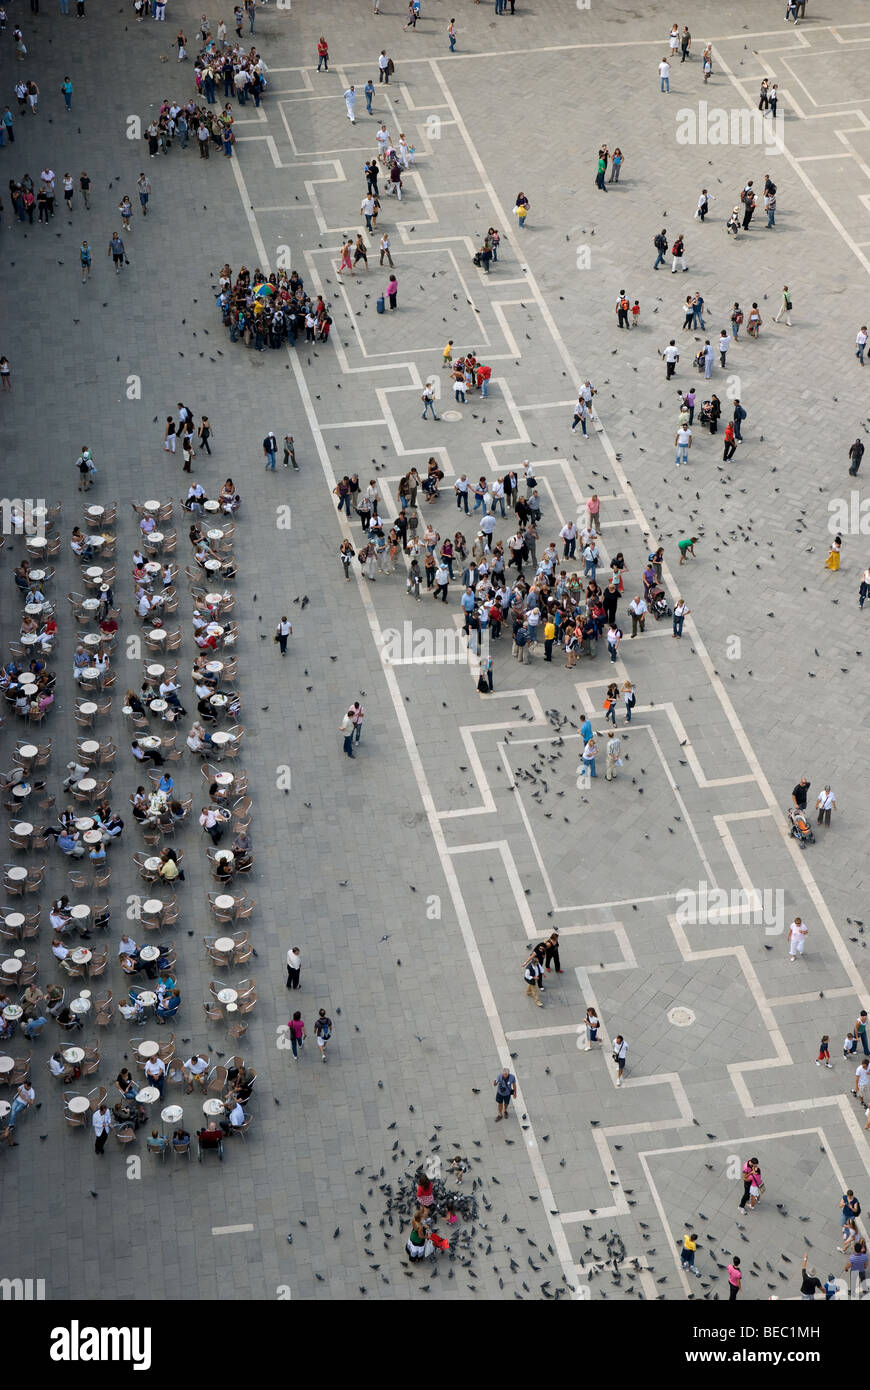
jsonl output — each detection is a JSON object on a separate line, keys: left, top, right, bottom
{"left": 718, "top": 328, "right": 731, "bottom": 368}
{"left": 282, "top": 434, "right": 297, "bottom": 470}
{"left": 856, "top": 327, "right": 868, "bottom": 366}
{"left": 723, "top": 420, "right": 738, "bottom": 462}
{"left": 764, "top": 186, "right": 776, "bottom": 227}
{"left": 317, "top": 36, "right": 328, "bottom": 71}
{"left": 448, "top": 17, "right": 456, "bottom": 50}
{"left": 543, "top": 930, "right": 561, "bottom": 974}
{"left": 93, "top": 1102, "right": 112, "bottom": 1153}
{"left": 386, "top": 274, "right": 398, "bottom": 311}
{"left": 378, "top": 49, "right": 390, "bottom": 82}
{"left": 816, "top": 786, "right": 836, "bottom": 827}
{"left": 275, "top": 616, "right": 292, "bottom": 656}
{"left": 523, "top": 953, "right": 543, "bottom": 1007}
{"left": 379, "top": 232, "right": 393, "bottom": 267}
{"left": 773, "top": 285, "right": 792, "bottom": 326}
{"left": 727, "top": 1257, "right": 742, "bottom": 1300}
{"left": 493, "top": 1067, "right": 517, "bottom": 1120}
{"left": 738, "top": 1156, "right": 760, "bottom": 1212}
{"left": 612, "top": 1034, "right": 628, "bottom": 1086}
{"left": 732, "top": 398, "right": 746, "bottom": 440}
{"left": 674, "top": 424, "right": 692, "bottom": 467}
{"left": 849, "top": 438, "right": 865, "bottom": 475}
{"left": 343, "top": 85, "right": 356, "bottom": 123}
{"left": 286, "top": 946, "right": 302, "bottom": 990}
{"left": 61, "top": 76, "right": 73, "bottom": 110}
{"left": 792, "top": 776, "right": 811, "bottom": 811}
{"left": 350, "top": 701, "right": 365, "bottom": 745}
{"left": 662, "top": 341, "right": 680, "bottom": 378}
{"left": 313, "top": 1008, "right": 332, "bottom": 1062}
{"left": 339, "top": 708, "right": 356, "bottom": 759}
{"left": 673, "top": 598, "right": 690, "bottom": 639}
{"left": 853, "top": 1056, "right": 870, "bottom": 1105}
{"left": 680, "top": 25, "right": 691, "bottom": 60}
{"left": 658, "top": 56, "right": 670, "bottom": 92}
{"left": 840, "top": 1189, "right": 861, "bottom": 1231}
{"left": 855, "top": 1011, "right": 869, "bottom": 1059}
{"left": 421, "top": 382, "right": 438, "bottom": 420}
{"left": 788, "top": 916, "right": 808, "bottom": 962}
{"left": 263, "top": 431, "right": 278, "bottom": 470}
{"left": 671, "top": 234, "right": 687, "bottom": 273}
{"left": 584, "top": 1005, "right": 600, "bottom": 1051}
{"left": 681, "top": 1232, "right": 701, "bottom": 1277}
{"left": 605, "top": 730, "right": 621, "bottom": 781}
{"left": 287, "top": 1011, "right": 305, "bottom": 1060}
{"left": 137, "top": 172, "right": 151, "bottom": 217}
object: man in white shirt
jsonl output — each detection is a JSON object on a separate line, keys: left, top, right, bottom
{"left": 659, "top": 57, "right": 670, "bottom": 92}
{"left": 718, "top": 330, "right": 731, "bottom": 368}
{"left": 454, "top": 475, "right": 470, "bottom": 513}
{"left": 605, "top": 732, "right": 622, "bottom": 781}
{"left": 93, "top": 1103, "right": 113, "bottom": 1154}
{"left": 480, "top": 513, "right": 496, "bottom": 545}
{"left": 344, "top": 85, "right": 356, "bottom": 123}
{"left": 788, "top": 917, "right": 808, "bottom": 962}
{"left": 222, "top": 1099, "right": 245, "bottom": 1131}
{"left": 286, "top": 946, "right": 302, "bottom": 989}
{"left": 628, "top": 595, "right": 647, "bottom": 637}
{"left": 674, "top": 425, "right": 692, "bottom": 466}
{"left": 143, "top": 1055, "right": 166, "bottom": 1095}
{"left": 560, "top": 521, "right": 578, "bottom": 558}
{"left": 856, "top": 327, "right": 868, "bottom": 366}
{"left": 662, "top": 340, "right": 680, "bottom": 378}
{"left": 119, "top": 933, "right": 138, "bottom": 957}
{"left": 378, "top": 50, "right": 390, "bottom": 83}
{"left": 613, "top": 1035, "right": 628, "bottom": 1085}
{"left": 51, "top": 939, "right": 70, "bottom": 961}
{"left": 184, "top": 1054, "right": 209, "bottom": 1092}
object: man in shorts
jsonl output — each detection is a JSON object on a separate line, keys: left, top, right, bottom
{"left": 314, "top": 1008, "right": 332, "bottom": 1062}
{"left": 493, "top": 1067, "right": 516, "bottom": 1121}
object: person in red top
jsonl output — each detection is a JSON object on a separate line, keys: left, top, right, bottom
{"left": 723, "top": 420, "right": 738, "bottom": 461}
{"left": 317, "top": 36, "right": 329, "bottom": 71}
{"left": 476, "top": 363, "right": 492, "bottom": 397}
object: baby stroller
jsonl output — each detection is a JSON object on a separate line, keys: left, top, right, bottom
{"left": 648, "top": 585, "right": 672, "bottom": 621}
{"left": 697, "top": 400, "right": 713, "bottom": 429}
{"left": 787, "top": 807, "right": 815, "bottom": 847}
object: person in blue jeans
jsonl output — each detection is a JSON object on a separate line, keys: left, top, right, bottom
{"left": 653, "top": 230, "right": 667, "bottom": 269}
{"left": 263, "top": 432, "right": 278, "bottom": 469}
{"left": 673, "top": 599, "right": 690, "bottom": 638}
{"left": 581, "top": 738, "right": 597, "bottom": 777}
{"left": 364, "top": 79, "right": 374, "bottom": 113}
{"left": 247, "top": 0, "right": 255, "bottom": 33}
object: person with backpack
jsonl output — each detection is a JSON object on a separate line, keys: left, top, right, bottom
{"left": 622, "top": 680, "right": 636, "bottom": 722}
{"left": 313, "top": 1008, "right": 333, "bottom": 1061}
{"left": 653, "top": 227, "right": 668, "bottom": 270}
{"left": 730, "top": 302, "right": 744, "bottom": 339}
{"left": 773, "top": 284, "right": 792, "bottom": 326}
{"left": 595, "top": 146, "right": 607, "bottom": 192}
{"left": 615, "top": 291, "right": 630, "bottom": 328}
{"left": 732, "top": 398, "right": 747, "bottom": 440}
{"left": 671, "top": 233, "right": 687, "bottom": 272}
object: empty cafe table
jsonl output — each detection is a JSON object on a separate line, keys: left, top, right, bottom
{"left": 81, "top": 598, "right": 100, "bottom": 613}
{"left": 1, "top": 960, "right": 21, "bottom": 977}
{"left": 213, "top": 936, "right": 235, "bottom": 953}
{"left": 73, "top": 818, "right": 94, "bottom": 832}
{"left": 142, "top": 899, "right": 164, "bottom": 919}
{"left": 79, "top": 740, "right": 100, "bottom": 758}
{"left": 87, "top": 535, "right": 105, "bottom": 549}
{"left": 206, "top": 531, "right": 225, "bottom": 543}
{"left": 210, "top": 731, "right": 232, "bottom": 756}
{"left": 202, "top": 1098, "right": 225, "bottom": 1116}
{"left": 148, "top": 629, "right": 167, "bottom": 644}
{"left": 24, "top": 603, "right": 45, "bottom": 617}
{"left": 0, "top": 1057, "right": 13, "bottom": 1074}
{"left": 76, "top": 779, "right": 97, "bottom": 795}
{"left": 138, "top": 946, "right": 160, "bottom": 964}
{"left": 67, "top": 1095, "right": 90, "bottom": 1114}
{"left": 84, "top": 567, "right": 104, "bottom": 581}
{"left": 17, "top": 744, "right": 38, "bottom": 762}
{"left": 145, "top": 532, "right": 165, "bottom": 551}
{"left": 12, "top": 823, "right": 33, "bottom": 844}
{"left": 216, "top": 988, "right": 238, "bottom": 1005}
{"left": 148, "top": 699, "right": 168, "bottom": 716}
{"left": 6, "top": 865, "right": 27, "bottom": 880}
{"left": 28, "top": 569, "right": 46, "bottom": 583}
{"left": 3, "top": 914, "right": 25, "bottom": 935}
{"left": 2, "top": 1005, "right": 22, "bottom": 1023}
{"left": 138, "top": 1041, "right": 160, "bottom": 1059}
{"left": 225, "top": 1002, "right": 238, "bottom": 1015}
{"left": 62, "top": 1046, "right": 85, "bottom": 1065}
{"left": 137, "top": 991, "right": 157, "bottom": 1009}
{"left": 86, "top": 505, "right": 105, "bottom": 521}
{"left": 145, "top": 664, "right": 165, "bottom": 682}
{"left": 143, "top": 500, "right": 161, "bottom": 514}
{"left": 161, "top": 1104, "right": 183, "bottom": 1126}
{"left": 13, "top": 949, "right": 25, "bottom": 960}
{"left": 79, "top": 989, "right": 91, "bottom": 999}
{"left": 203, "top": 559, "right": 222, "bottom": 573}
{"left": 70, "top": 949, "right": 92, "bottom": 970}
{"left": 69, "top": 998, "right": 90, "bottom": 1015}
{"left": 213, "top": 772, "right": 234, "bottom": 788}
{"left": 135, "top": 1086, "right": 160, "bottom": 1105}
{"left": 79, "top": 669, "right": 101, "bottom": 684}
{"left": 78, "top": 702, "right": 98, "bottom": 719}
{"left": 26, "top": 536, "right": 47, "bottom": 551}
{"left": 214, "top": 897, "right": 235, "bottom": 916}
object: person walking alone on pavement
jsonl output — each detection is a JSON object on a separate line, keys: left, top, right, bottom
{"left": 275, "top": 616, "right": 292, "bottom": 655}
{"left": 493, "top": 1067, "right": 517, "bottom": 1120}
{"left": 816, "top": 786, "right": 836, "bottom": 827}
{"left": 584, "top": 1005, "right": 600, "bottom": 1051}
{"left": 612, "top": 1034, "right": 628, "bottom": 1085}
{"left": 286, "top": 946, "right": 301, "bottom": 990}
{"left": 605, "top": 730, "right": 621, "bottom": 780}
{"left": 788, "top": 916, "right": 808, "bottom": 962}
{"left": 773, "top": 284, "right": 792, "bottom": 326}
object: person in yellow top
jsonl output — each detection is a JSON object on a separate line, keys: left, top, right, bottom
{"left": 543, "top": 619, "right": 556, "bottom": 662}
{"left": 824, "top": 534, "right": 841, "bottom": 572}
{"left": 680, "top": 1231, "right": 701, "bottom": 1277}
{"left": 442, "top": 339, "right": 453, "bottom": 368}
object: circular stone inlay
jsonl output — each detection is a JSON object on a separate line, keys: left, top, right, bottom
{"left": 668, "top": 1006, "right": 696, "bottom": 1027}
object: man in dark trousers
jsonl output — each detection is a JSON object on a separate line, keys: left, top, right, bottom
{"left": 792, "top": 776, "right": 810, "bottom": 811}
{"left": 849, "top": 438, "right": 865, "bottom": 476}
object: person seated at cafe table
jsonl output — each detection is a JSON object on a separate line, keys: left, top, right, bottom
{"left": 113, "top": 1098, "right": 144, "bottom": 1129}
{"left": 183, "top": 1053, "right": 209, "bottom": 1093}
{"left": 233, "top": 846, "right": 253, "bottom": 872}
{"left": 172, "top": 1128, "right": 191, "bottom": 1153}
{"left": 219, "top": 1097, "right": 246, "bottom": 1134}
{"left": 131, "top": 738, "right": 164, "bottom": 769}
{"left": 155, "top": 988, "right": 180, "bottom": 1025}
{"left": 157, "top": 771, "right": 174, "bottom": 796}
{"left": 43, "top": 984, "right": 64, "bottom": 1017}
{"left": 56, "top": 827, "right": 86, "bottom": 859}
{"left": 50, "top": 1049, "right": 78, "bottom": 1082}
{"left": 55, "top": 1005, "right": 83, "bottom": 1031}
{"left": 197, "top": 1121, "right": 223, "bottom": 1151}
{"left": 214, "top": 856, "right": 234, "bottom": 885}
{"left": 51, "top": 938, "right": 71, "bottom": 964}
{"left": 116, "top": 1067, "right": 139, "bottom": 1100}
{"left": 146, "top": 1129, "right": 169, "bottom": 1156}
{"left": 70, "top": 527, "right": 94, "bottom": 562}
{"left": 88, "top": 840, "right": 107, "bottom": 866}
{"left": 20, "top": 983, "right": 45, "bottom": 1021}
{"left": 22, "top": 1013, "right": 46, "bottom": 1040}
{"left": 187, "top": 721, "right": 212, "bottom": 753}
{"left": 118, "top": 991, "right": 146, "bottom": 1023}
{"left": 158, "top": 847, "right": 184, "bottom": 883}
{"left": 143, "top": 1054, "right": 166, "bottom": 1097}
{"left": 0, "top": 1015, "right": 15, "bottom": 1044}
{"left": 49, "top": 898, "right": 73, "bottom": 934}
{"left": 118, "top": 932, "right": 139, "bottom": 959}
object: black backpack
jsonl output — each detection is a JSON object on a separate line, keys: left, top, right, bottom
{"left": 654, "top": 233, "right": 666, "bottom": 251}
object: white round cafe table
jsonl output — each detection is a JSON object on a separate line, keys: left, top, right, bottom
{"left": 13, "top": 949, "right": 25, "bottom": 959}
{"left": 2, "top": 1005, "right": 22, "bottom": 1021}
{"left": 6, "top": 866, "right": 27, "bottom": 880}
{"left": 1, "top": 960, "right": 21, "bottom": 976}
{"left": 62, "top": 1046, "right": 85, "bottom": 1064}
{"left": 216, "top": 988, "right": 238, "bottom": 1004}
{"left": 138, "top": 1041, "right": 160, "bottom": 1059}
{"left": 0, "top": 1101, "right": 10, "bottom": 1118}
{"left": 204, "top": 592, "right": 223, "bottom": 606}
{"left": 69, "top": 998, "right": 90, "bottom": 1015}
{"left": 83, "top": 830, "right": 102, "bottom": 846}
{"left": 202, "top": 1098, "right": 225, "bottom": 1116}
{"left": 214, "top": 850, "right": 235, "bottom": 863}
{"left": 19, "top": 635, "right": 38, "bottom": 647}
{"left": 74, "top": 818, "right": 94, "bottom": 832}
{"left": 84, "top": 567, "right": 103, "bottom": 580}
{"left": 213, "top": 936, "right": 235, "bottom": 952}
{"left": 206, "top": 624, "right": 224, "bottom": 637}
{"left": 214, "top": 772, "right": 234, "bottom": 787}
{"left": 225, "top": 1002, "right": 238, "bottom": 1014}
{"left": 81, "top": 598, "right": 100, "bottom": 612}
{"left": 137, "top": 991, "right": 157, "bottom": 1008}
{"left": 87, "top": 536, "right": 105, "bottom": 549}
{"left": 204, "top": 560, "right": 222, "bottom": 572}
{"left": 147, "top": 532, "right": 165, "bottom": 547}
{"left": 17, "top": 744, "right": 38, "bottom": 760}
{"left": 145, "top": 664, "right": 165, "bottom": 679}
{"left": 79, "top": 989, "right": 91, "bottom": 1000}
{"left": 144, "top": 561, "right": 162, "bottom": 576}
{"left": 26, "top": 537, "right": 46, "bottom": 550}
{"left": 12, "top": 823, "right": 33, "bottom": 838}
{"left": 149, "top": 699, "right": 168, "bottom": 714}
{"left": 135, "top": 1086, "right": 160, "bottom": 1104}
{"left": 206, "top": 531, "right": 224, "bottom": 542}
{"left": 70, "top": 905, "right": 90, "bottom": 922}
{"left": 71, "top": 949, "right": 92, "bottom": 966}
{"left": 143, "top": 857, "right": 162, "bottom": 873}
{"left": 78, "top": 702, "right": 98, "bottom": 717}
{"left": 142, "top": 899, "right": 163, "bottom": 916}
{"left": 138, "top": 946, "right": 160, "bottom": 963}
{"left": 67, "top": 1095, "right": 90, "bottom": 1114}
{"left": 76, "top": 779, "right": 97, "bottom": 793}
{"left": 4, "top": 914, "right": 24, "bottom": 930}
{"left": 148, "top": 630, "right": 167, "bottom": 643}
{"left": 210, "top": 694, "right": 228, "bottom": 708}
{"left": 214, "top": 896, "right": 235, "bottom": 912}
{"left": 143, "top": 501, "right": 161, "bottom": 513}
{"left": 80, "top": 669, "right": 101, "bottom": 682}
{"left": 203, "top": 500, "right": 220, "bottom": 514}
{"left": 28, "top": 570, "right": 46, "bottom": 583}
{"left": 205, "top": 661, "right": 224, "bottom": 675}
{"left": 24, "top": 603, "right": 44, "bottom": 616}
{"left": 79, "top": 740, "right": 100, "bottom": 756}
{"left": 86, "top": 505, "right": 104, "bottom": 519}
{"left": 139, "top": 736, "right": 162, "bottom": 751}
{"left": 161, "top": 1104, "right": 183, "bottom": 1125}
{"left": 210, "top": 731, "right": 231, "bottom": 747}
{"left": 82, "top": 635, "right": 102, "bottom": 649}
{"left": 0, "top": 1057, "right": 14, "bottom": 1073}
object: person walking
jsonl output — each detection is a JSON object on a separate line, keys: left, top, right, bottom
{"left": 718, "top": 328, "right": 731, "bottom": 368}
{"left": 275, "top": 616, "right": 293, "bottom": 655}
{"left": 364, "top": 79, "right": 375, "bottom": 114}
{"left": 612, "top": 1035, "right": 628, "bottom": 1086}
{"left": 673, "top": 598, "right": 690, "bottom": 639}
{"left": 723, "top": 421, "right": 738, "bottom": 462}
{"left": 339, "top": 708, "right": 356, "bottom": 758}
{"left": 282, "top": 434, "right": 297, "bottom": 469}
{"left": 584, "top": 1005, "right": 600, "bottom": 1051}
{"left": 493, "top": 1066, "right": 517, "bottom": 1120}
{"left": 773, "top": 285, "right": 792, "bottom": 326}
{"left": 286, "top": 946, "right": 302, "bottom": 989}
{"left": 653, "top": 227, "right": 668, "bottom": 270}
{"left": 605, "top": 730, "right": 621, "bottom": 781}
{"left": 543, "top": 930, "right": 561, "bottom": 975}
{"left": 788, "top": 915, "right": 808, "bottom": 962}
{"left": 671, "top": 234, "right": 687, "bottom": 272}
{"left": 840, "top": 1189, "right": 861, "bottom": 1231}
{"left": 732, "top": 398, "right": 746, "bottom": 440}
{"left": 313, "top": 1008, "right": 332, "bottom": 1062}
{"left": 263, "top": 431, "right": 278, "bottom": 470}
{"left": 448, "top": 17, "right": 456, "bottom": 51}
{"left": 287, "top": 1011, "right": 306, "bottom": 1060}
{"left": 343, "top": 85, "right": 356, "bottom": 123}
{"left": 80, "top": 239, "right": 92, "bottom": 282}
{"left": 727, "top": 1257, "right": 742, "bottom": 1300}
{"left": 137, "top": 172, "right": 151, "bottom": 217}
{"left": 379, "top": 232, "right": 394, "bottom": 268}
{"left": 852, "top": 1056, "right": 870, "bottom": 1105}
{"left": 421, "top": 382, "right": 438, "bottom": 420}
{"left": 108, "top": 231, "right": 127, "bottom": 274}
{"left": 816, "top": 786, "right": 836, "bottom": 827}
{"left": 93, "top": 1102, "right": 112, "bottom": 1154}
{"left": 855, "top": 1011, "right": 870, "bottom": 1059}
{"left": 856, "top": 327, "right": 868, "bottom": 366}
{"left": 662, "top": 341, "right": 680, "bottom": 378}
{"left": 523, "top": 953, "right": 543, "bottom": 1007}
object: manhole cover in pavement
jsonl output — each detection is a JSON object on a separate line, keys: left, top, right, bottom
{"left": 441, "top": 410, "right": 462, "bottom": 421}
{"left": 668, "top": 1006, "right": 696, "bottom": 1027}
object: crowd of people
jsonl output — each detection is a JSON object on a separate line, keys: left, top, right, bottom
{"left": 216, "top": 263, "right": 333, "bottom": 351}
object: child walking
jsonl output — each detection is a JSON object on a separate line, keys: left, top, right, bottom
{"left": 816, "top": 1035, "right": 833, "bottom": 1068}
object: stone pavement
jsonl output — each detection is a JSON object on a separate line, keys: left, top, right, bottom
{"left": 3, "top": 0, "right": 870, "bottom": 1304}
